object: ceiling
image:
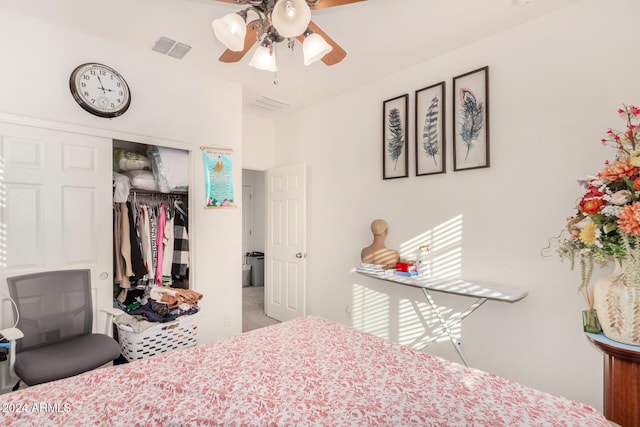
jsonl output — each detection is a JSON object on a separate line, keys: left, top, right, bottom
{"left": 4, "top": 0, "right": 580, "bottom": 116}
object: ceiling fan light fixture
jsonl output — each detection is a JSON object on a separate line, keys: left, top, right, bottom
{"left": 212, "top": 11, "right": 247, "bottom": 52}
{"left": 271, "top": 0, "right": 311, "bottom": 38}
{"left": 303, "top": 32, "right": 333, "bottom": 65}
{"left": 249, "top": 44, "right": 278, "bottom": 72}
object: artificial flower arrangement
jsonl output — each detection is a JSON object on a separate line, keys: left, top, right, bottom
{"left": 557, "top": 104, "right": 640, "bottom": 308}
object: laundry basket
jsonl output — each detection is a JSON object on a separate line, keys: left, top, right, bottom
{"left": 116, "top": 312, "right": 200, "bottom": 362}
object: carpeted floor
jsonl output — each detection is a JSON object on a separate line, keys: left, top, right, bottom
{"left": 242, "top": 286, "right": 280, "bottom": 332}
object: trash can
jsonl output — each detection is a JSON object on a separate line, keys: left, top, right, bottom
{"left": 242, "top": 264, "right": 251, "bottom": 288}
{"left": 246, "top": 251, "right": 264, "bottom": 287}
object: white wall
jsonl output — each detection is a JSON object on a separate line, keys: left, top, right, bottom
{"left": 243, "top": 112, "right": 277, "bottom": 170}
{"left": 0, "top": 7, "right": 243, "bottom": 342}
{"left": 273, "top": 0, "right": 640, "bottom": 411}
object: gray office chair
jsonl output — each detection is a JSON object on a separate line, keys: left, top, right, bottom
{"left": 0, "top": 269, "right": 121, "bottom": 390}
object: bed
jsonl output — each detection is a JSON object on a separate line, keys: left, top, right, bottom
{"left": 0, "top": 316, "right": 608, "bottom": 426}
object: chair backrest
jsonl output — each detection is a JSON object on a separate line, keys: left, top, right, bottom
{"left": 7, "top": 269, "right": 93, "bottom": 353}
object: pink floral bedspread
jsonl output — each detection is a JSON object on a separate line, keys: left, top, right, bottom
{"left": 0, "top": 316, "right": 608, "bottom": 426}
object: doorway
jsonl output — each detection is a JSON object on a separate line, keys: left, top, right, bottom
{"left": 241, "top": 169, "right": 277, "bottom": 331}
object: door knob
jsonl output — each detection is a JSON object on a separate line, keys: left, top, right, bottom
{"left": 296, "top": 253, "right": 306, "bottom": 258}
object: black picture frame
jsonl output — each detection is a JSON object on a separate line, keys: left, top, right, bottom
{"left": 382, "top": 94, "right": 409, "bottom": 179}
{"left": 415, "top": 81, "right": 446, "bottom": 176}
{"left": 452, "top": 66, "right": 489, "bottom": 171}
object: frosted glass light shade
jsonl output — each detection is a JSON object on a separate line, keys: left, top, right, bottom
{"left": 249, "top": 46, "right": 278, "bottom": 72}
{"left": 212, "top": 13, "right": 246, "bottom": 52}
{"left": 303, "top": 33, "right": 332, "bottom": 65}
{"left": 271, "top": 0, "right": 311, "bottom": 38}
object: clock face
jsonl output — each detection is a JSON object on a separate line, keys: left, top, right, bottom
{"left": 69, "top": 63, "right": 131, "bottom": 118}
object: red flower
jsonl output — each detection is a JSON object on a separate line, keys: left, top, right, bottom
{"left": 579, "top": 197, "right": 604, "bottom": 214}
{"left": 584, "top": 186, "right": 604, "bottom": 198}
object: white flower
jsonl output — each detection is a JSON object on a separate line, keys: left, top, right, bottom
{"left": 601, "top": 205, "right": 624, "bottom": 216}
{"left": 610, "top": 190, "right": 632, "bottom": 205}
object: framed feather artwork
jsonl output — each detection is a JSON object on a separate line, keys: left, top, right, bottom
{"left": 382, "top": 94, "right": 409, "bottom": 180}
{"left": 452, "top": 66, "right": 490, "bottom": 171}
{"left": 415, "top": 81, "right": 446, "bottom": 176}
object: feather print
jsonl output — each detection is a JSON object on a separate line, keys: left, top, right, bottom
{"left": 422, "top": 96, "right": 440, "bottom": 165}
{"left": 387, "top": 107, "right": 404, "bottom": 169}
{"left": 458, "top": 88, "right": 484, "bottom": 160}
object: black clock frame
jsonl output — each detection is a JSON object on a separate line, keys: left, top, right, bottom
{"left": 69, "top": 63, "right": 131, "bottom": 118}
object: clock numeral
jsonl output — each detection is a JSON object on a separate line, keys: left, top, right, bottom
{"left": 81, "top": 82, "right": 86, "bottom": 88}
{"left": 83, "top": 91, "right": 90, "bottom": 97}
{"left": 82, "top": 75, "right": 90, "bottom": 80}
{"left": 99, "top": 70, "right": 106, "bottom": 76}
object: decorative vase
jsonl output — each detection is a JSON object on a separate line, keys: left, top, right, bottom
{"left": 593, "top": 262, "right": 640, "bottom": 345}
{"left": 582, "top": 309, "right": 602, "bottom": 334}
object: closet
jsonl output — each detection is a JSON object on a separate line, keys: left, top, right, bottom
{"left": 112, "top": 140, "right": 190, "bottom": 307}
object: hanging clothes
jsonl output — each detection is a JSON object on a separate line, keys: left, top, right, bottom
{"left": 113, "top": 204, "right": 124, "bottom": 285}
{"left": 127, "top": 201, "right": 147, "bottom": 280}
{"left": 155, "top": 202, "right": 166, "bottom": 285}
{"left": 149, "top": 206, "right": 158, "bottom": 280}
{"left": 172, "top": 201, "right": 189, "bottom": 279}
{"left": 162, "top": 206, "right": 175, "bottom": 285}
{"left": 114, "top": 190, "right": 189, "bottom": 294}
{"left": 137, "top": 204, "right": 153, "bottom": 279}
{"left": 119, "top": 202, "right": 132, "bottom": 289}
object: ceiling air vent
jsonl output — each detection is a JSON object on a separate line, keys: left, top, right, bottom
{"left": 152, "top": 37, "right": 192, "bottom": 59}
{"left": 249, "top": 96, "right": 290, "bottom": 112}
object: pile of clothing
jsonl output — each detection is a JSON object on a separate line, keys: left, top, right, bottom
{"left": 113, "top": 286, "right": 203, "bottom": 334}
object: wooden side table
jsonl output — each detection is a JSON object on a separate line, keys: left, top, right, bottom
{"left": 586, "top": 332, "right": 640, "bottom": 427}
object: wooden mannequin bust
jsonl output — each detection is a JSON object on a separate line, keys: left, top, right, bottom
{"left": 361, "top": 219, "right": 400, "bottom": 267}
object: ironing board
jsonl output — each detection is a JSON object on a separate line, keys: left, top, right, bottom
{"left": 357, "top": 271, "right": 528, "bottom": 367}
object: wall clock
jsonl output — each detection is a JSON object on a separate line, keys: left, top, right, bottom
{"left": 69, "top": 63, "right": 131, "bottom": 118}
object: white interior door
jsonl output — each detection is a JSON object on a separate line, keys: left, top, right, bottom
{"left": 265, "top": 163, "right": 306, "bottom": 322}
{"left": 0, "top": 122, "right": 112, "bottom": 391}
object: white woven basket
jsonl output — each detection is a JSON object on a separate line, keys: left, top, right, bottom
{"left": 116, "top": 312, "right": 199, "bottom": 362}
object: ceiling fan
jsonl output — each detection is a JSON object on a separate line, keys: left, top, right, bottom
{"left": 212, "top": 0, "right": 367, "bottom": 70}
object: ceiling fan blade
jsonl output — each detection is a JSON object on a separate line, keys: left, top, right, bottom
{"left": 309, "top": 0, "right": 367, "bottom": 10}
{"left": 218, "top": 19, "right": 260, "bottom": 63}
{"left": 296, "top": 21, "right": 346, "bottom": 66}
{"left": 212, "top": 0, "right": 367, "bottom": 7}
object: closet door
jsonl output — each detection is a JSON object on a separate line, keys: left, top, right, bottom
{"left": 0, "top": 122, "right": 112, "bottom": 351}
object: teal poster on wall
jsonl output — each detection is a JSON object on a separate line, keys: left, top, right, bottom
{"left": 201, "top": 146, "right": 235, "bottom": 208}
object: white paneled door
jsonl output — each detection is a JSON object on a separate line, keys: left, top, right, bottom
{"left": 265, "top": 164, "right": 306, "bottom": 322}
{"left": 0, "top": 122, "right": 112, "bottom": 391}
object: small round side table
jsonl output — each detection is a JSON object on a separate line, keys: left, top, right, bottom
{"left": 586, "top": 332, "right": 640, "bottom": 427}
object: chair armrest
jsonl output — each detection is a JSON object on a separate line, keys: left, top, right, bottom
{"left": 100, "top": 307, "right": 125, "bottom": 317}
{"left": 100, "top": 308, "right": 125, "bottom": 337}
{"left": 0, "top": 327, "right": 24, "bottom": 341}
{"left": 0, "top": 327, "right": 23, "bottom": 378}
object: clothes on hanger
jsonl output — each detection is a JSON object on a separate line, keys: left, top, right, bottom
{"left": 172, "top": 200, "right": 190, "bottom": 280}
{"left": 113, "top": 192, "right": 189, "bottom": 295}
